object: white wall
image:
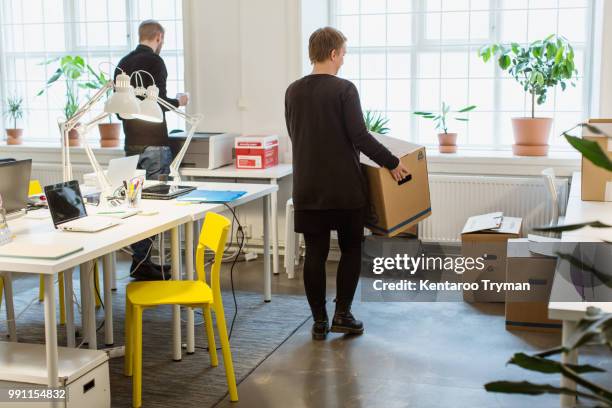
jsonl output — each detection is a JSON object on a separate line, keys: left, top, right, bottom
{"left": 592, "top": 0, "right": 612, "bottom": 117}
{"left": 182, "top": 0, "right": 329, "bottom": 247}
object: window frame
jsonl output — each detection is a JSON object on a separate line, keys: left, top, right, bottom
{"left": 0, "top": 0, "right": 184, "bottom": 143}
{"left": 329, "top": 0, "right": 595, "bottom": 150}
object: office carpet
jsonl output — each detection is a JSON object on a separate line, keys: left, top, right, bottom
{"left": 2, "top": 279, "right": 312, "bottom": 408}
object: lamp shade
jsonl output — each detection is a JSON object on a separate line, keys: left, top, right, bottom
{"left": 104, "top": 73, "right": 140, "bottom": 119}
{"left": 133, "top": 85, "right": 163, "bottom": 123}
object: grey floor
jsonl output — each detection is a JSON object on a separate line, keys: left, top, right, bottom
{"left": 6, "top": 246, "right": 612, "bottom": 408}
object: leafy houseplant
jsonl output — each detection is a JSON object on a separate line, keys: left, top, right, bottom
{"left": 38, "top": 56, "right": 93, "bottom": 147}
{"left": 414, "top": 102, "right": 476, "bottom": 153}
{"left": 364, "top": 111, "right": 390, "bottom": 135}
{"left": 479, "top": 35, "right": 578, "bottom": 156}
{"left": 84, "top": 67, "right": 121, "bottom": 148}
{"left": 4, "top": 95, "right": 24, "bottom": 145}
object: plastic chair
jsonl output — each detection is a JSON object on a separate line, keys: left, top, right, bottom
{"left": 124, "top": 212, "right": 238, "bottom": 407}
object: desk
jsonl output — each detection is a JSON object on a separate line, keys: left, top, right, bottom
{"left": 548, "top": 172, "right": 612, "bottom": 407}
{"left": 181, "top": 164, "right": 293, "bottom": 277}
{"left": 0, "top": 181, "right": 276, "bottom": 387}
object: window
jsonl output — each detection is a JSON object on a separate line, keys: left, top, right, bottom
{"left": 331, "top": 0, "right": 593, "bottom": 149}
{"left": 0, "top": 0, "right": 184, "bottom": 142}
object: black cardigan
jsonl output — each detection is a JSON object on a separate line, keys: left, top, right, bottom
{"left": 285, "top": 74, "right": 399, "bottom": 211}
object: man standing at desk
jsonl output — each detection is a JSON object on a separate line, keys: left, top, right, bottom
{"left": 285, "top": 27, "right": 409, "bottom": 340}
{"left": 115, "top": 20, "right": 188, "bottom": 280}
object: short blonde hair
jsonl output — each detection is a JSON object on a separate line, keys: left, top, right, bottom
{"left": 138, "top": 20, "right": 165, "bottom": 41}
{"left": 308, "top": 27, "right": 347, "bottom": 64}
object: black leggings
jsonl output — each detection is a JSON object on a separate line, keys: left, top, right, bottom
{"left": 301, "top": 211, "right": 364, "bottom": 313}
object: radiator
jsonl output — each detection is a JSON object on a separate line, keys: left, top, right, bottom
{"left": 419, "top": 175, "right": 569, "bottom": 243}
{"left": 31, "top": 163, "right": 92, "bottom": 186}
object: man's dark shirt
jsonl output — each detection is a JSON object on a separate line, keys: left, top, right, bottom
{"left": 115, "top": 44, "right": 179, "bottom": 147}
{"left": 285, "top": 74, "right": 399, "bottom": 211}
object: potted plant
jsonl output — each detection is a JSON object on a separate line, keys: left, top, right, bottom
{"left": 364, "top": 110, "right": 390, "bottom": 135}
{"left": 479, "top": 35, "right": 578, "bottom": 156}
{"left": 4, "top": 95, "right": 24, "bottom": 145}
{"left": 84, "top": 67, "right": 121, "bottom": 148}
{"left": 414, "top": 102, "right": 476, "bottom": 153}
{"left": 38, "top": 56, "right": 92, "bottom": 147}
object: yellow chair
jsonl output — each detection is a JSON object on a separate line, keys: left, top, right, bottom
{"left": 124, "top": 213, "right": 238, "bottom": 407}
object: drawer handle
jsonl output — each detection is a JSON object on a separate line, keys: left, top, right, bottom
{"left": 83, "top": 379, "right": 95, "bottom": 393}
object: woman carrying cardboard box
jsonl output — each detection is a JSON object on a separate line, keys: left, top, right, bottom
{"left": 284, "top": 27, "right": 409, "bottom": 340}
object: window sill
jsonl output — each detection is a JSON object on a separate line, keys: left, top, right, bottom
{"left": 425, "top": 147, "right": 581, "bottom": 177}
{"left": 0, "top": 141, "right": 124, "bottom": 165}
{"left": 0, "top": 142, "right": 582, "bottom": 177}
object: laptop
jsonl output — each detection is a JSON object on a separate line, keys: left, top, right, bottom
{"left": 0, "top": 159, "right": 31, "bottom": 214}
{"left": 107, "top": 155, "right": 139, "bottom": 191}
{"left": 142, "top": 184, "right": 196, "bottom": 200}
{"left": 44, "top": 180, "right": 119, "bottom": 232}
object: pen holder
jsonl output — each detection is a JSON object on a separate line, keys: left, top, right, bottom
{"left": 127, "top": 176, "right": 144, "bottom": 209}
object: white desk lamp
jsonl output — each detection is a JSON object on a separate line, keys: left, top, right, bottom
{"left": 59, "top": 69, "right": 202, "bottom": 206}
{"left": 130, "top": 70, "right": 203, "bottom": 185}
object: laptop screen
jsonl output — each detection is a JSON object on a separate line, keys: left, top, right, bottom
{"left": 44, "top": 180, "right": 87, "bottom": 227}
{"left": 0, "top": 159, "right": 32, "bottom": 214}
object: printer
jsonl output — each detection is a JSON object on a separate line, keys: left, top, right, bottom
{"left": 168, "top": 132, "right": 236, "bottom": 170}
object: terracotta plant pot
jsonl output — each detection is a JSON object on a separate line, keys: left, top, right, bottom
{"left": 98, "top": 123, "right": 121, "bottom": 148}
{"left": 68, "top": 125, "right": 81, "bottom": 147}
{"left": 512, "top": 144, "right": 549, "bottom": 156}
{"left": 6, "top": 128, "right": 23, "bottom": 145}
{"left": 511, "top": 117, "right": 552, "bottom": 156}
{"left": 437, "top": 132, "right": 457, "bottom": 153}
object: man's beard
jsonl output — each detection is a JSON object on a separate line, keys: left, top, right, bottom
{"left": 155, "top": 44, "right": 162, "bottom": 54}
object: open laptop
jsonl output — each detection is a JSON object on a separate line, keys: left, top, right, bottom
{"left": 0, "top": 159, "right": 31, "bottom": 215}
{"left": 44, "top": 180, "right": 119, "bottom": 232}
{"left": 107, "top": 155, "right": 139, "bottom": 191}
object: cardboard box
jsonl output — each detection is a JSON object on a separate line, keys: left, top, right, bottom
{"left": 360, "top": 133, "right": 431, "bottom": 237}
{"left": 235, "top": 135, "right": 279, "bottom": 169}
{"left": 581, "top": 119, "right": 612, "bottom": 201}
{"left": 505, "top": 238, "right": 561, "bottom": 333}
{"left": 461, "top": 213, "right": 522, "bottom": 302}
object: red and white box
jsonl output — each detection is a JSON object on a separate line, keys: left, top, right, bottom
{"left": 235, "top": 135, "right": 279, "bottom": 169}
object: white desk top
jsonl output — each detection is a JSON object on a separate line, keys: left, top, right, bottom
{"left": 180, "top": 163, "right": 293, "bottom": 180}
{"left": 561, "top": 172, "right": 612, "bottom": 242}
{"left": 0, "top": 181, "right": 276, "bottom": 275}
{"left": 549, "top": 172, "right": 612, "bottom": 321}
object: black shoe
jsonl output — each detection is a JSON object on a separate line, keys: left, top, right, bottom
{"left": 130, "top": 260, "right": 167, "bottom": 281}
{"left": 310, "top": 307, "right": 329, "bottom": 340}
{"left": 330, "top": 305, "right": 364, "bottom": 335}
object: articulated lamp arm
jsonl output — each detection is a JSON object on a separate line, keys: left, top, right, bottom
{"left": 155, "top": 97, "right": 203, "bottom": 185}
{"left": 59, "top": 81, "right": 115, "bottom": 182}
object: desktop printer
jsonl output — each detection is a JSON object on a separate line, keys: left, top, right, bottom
{"left": 168, "top": 132, "right": 236, "bottom": 170}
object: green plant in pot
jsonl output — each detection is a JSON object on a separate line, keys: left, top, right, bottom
{"left": 479, "top": 35, "right": 578, "bottom": 156}
{"left": 83, "top": 67, "right": 121, "bottom": 148}
{"left": 364, "top": 111, "right": 390, "bottom": 135}
{"left": 414, "top": 102, "right": 476, "bottom": 153}
{"left": 4, "top": 95, "right": 24, "bottom": 145}
{"left": 38, "top": 56, "right": 93, "bottom": 147}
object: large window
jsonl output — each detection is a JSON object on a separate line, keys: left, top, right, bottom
{"left": 332, "top": 0, "right": 593, "bottom": 149}
{"left": 0, "top": 0, "right": 184, "bottom": 142}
